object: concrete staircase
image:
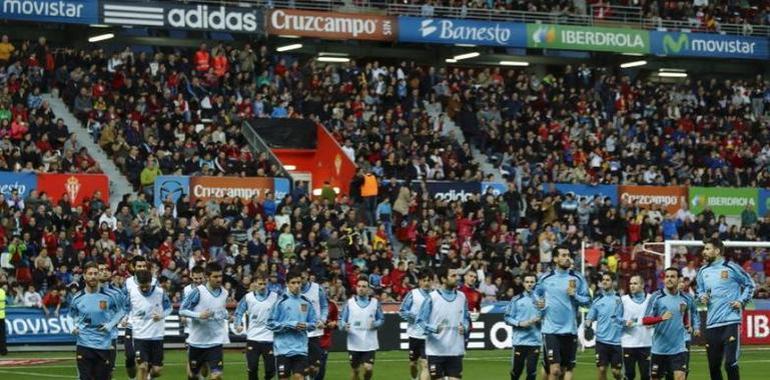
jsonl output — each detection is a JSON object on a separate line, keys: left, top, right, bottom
{"left": 43, "top": 94, "right": 135, "bottom": 211}
{"left": 437, "top": 113, "right": 505, "bottom": 183}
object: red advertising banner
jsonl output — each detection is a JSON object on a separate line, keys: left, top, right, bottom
{"left": 37, "top": 173, "right": 109, "bottom": 206}
{"left": 189, "top": 176, "right": 275, "bottom": 203}
{"left": 267, "top": 9, "right": 396, "bottom": 41}
{"left": 742, "top": 310, "right": 770, "bottom": 345}
{"left": 618, "top": 185, "right": 688, "bottom": 213}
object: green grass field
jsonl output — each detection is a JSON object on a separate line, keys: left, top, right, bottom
{"left": 0, "top": 346, "right": 768, "bottom": 379}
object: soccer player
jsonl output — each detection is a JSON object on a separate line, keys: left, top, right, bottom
{"left": 69, "top": 262, "right": 126, "bottom": 380}
{"left": 417, "top": 266, "right": 469, "bottom": 380}
{"left": 643, "top": 267, "right": 700, "bottom": 380}
{"left": 621, "top": 275, "right": 653, "bottom": 380}
{"left": 399, "top": 270, "right": 433, "bottom": 380}
{"left": 123, "top": 255, "right": 156, "bottom": 380}
{"left": 695, "top": 238, "right": 756, "bottom": 380}
{"left": 504, "top": 273, "right": 541, "bottom": 380}
{"left": 268, "top": 270, "right": 318, "bottom": 380}
{"left": 234, "top": 276, "right": 279, "bottom": 380}
{"left": 182, "top": 265, "right": 207, "bottom": 379}
{"left": 340, "top": 275, "right": 385, "bottom": 380}
{"left": 97, "top": 261, "right": 124, "bottom": 377}
{"left": 301, "top": 270, "right": 329, "bottom": 379}
{"left": 585, "top": 273, "right": 624, "bottom": 380}
{"left": 534, "top": 246, "right": 590, "bottom": 380}
{"left": 316, "top": 297, "right": 339, "bottom": 380}
{"left": 458, "top": 271, "right": 481, "bottom": 345}
{"left": 179, "top": 263, "right": 230, "bottom": 380}
{"left": 128, "top": 269, "right": 172, "bottom": 380}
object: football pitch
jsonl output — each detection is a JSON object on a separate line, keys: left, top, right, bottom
{"left": 0, "top": 347, "right": 768, "bottom": 379}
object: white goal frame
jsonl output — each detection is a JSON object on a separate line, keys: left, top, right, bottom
{"left": 662, "top": 240, "right": 770, "bottom": 268}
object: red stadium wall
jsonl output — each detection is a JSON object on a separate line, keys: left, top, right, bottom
{"left": 271, "top": 125, "right": 356, "bottom": 196}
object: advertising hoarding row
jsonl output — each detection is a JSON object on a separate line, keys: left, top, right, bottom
{"left": 0, "top": 172, "right": 109, "bottom": 205}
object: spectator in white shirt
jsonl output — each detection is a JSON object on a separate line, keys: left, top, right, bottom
{"left": 22, "top": 285, "right": 42, "bottom": 308}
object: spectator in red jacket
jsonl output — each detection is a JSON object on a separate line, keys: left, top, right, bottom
{"left": 41, "top": 287, "right": 61, "bottom": 317}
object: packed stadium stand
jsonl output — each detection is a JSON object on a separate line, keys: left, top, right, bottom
{"left": 0, "top": 2, "right": 768, "bottom": 375}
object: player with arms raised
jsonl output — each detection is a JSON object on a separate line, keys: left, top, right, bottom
{"left": 534, "top": 246, "right": 590, "bottom": 380}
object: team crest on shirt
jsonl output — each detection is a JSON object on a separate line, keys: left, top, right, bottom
{"left": 301, "top": 303, "right": 308, "bottom": 313}
{"left": 99, "top": 300, "right": 108, "bottom": 310}
{"left": 721, "top": 270, "right": 729, "bottom": 279}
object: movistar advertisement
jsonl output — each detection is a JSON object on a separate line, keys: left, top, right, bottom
{"left": 527, "top": 24, "right": 649, "bottom": 54}
{"left": 1, "top": 0, "right": 98, "bottom": 24}
{"left": 101, "top": 1, "right": 262, "bottom": 33}
{"left": 650, "top": 31, "right": 769, "bottom": 60}
{"left": 397, "top": 16, "right": 526, "bottom": 47}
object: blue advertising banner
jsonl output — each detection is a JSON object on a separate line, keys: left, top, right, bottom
{"left": 650, "top": 31, "right": 769, "bottom": 60}
{"left": 398, "top": 16, "right": 527, "bottom": 47}
{"left": 425, "top": 181, "right": 480, "bottom": 201}
{"left": 6, "top": 307, "right": 76, "bottom": 344}
{"left": 481, "top": 182, "right": 507, "bottom": 197}
{"left": 0, "top": 0, "right": 98, "bottom": 24}
{"left": 0, "top": 171, "right": 37, "bottom": 198}
{"left": 153, "top": 175, "right": 190, "bottom": 208}
{"left": 274, "top": 177, "right": 291, "bottom": 200}
{"left": 759, "top": 189, "right": 770, "bottom": 218}
{"left": 551, "top": 183, "right": 619, "bottom": 205}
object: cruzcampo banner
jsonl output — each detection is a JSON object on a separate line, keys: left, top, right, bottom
{"left": 527, "top": 24, "right": 649, "bottom": 54}
{"left": 688, "top": 186, "right": 758, "bottom": 216}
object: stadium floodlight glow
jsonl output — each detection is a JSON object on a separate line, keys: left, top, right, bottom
{"left": 445, "top": 58, "right": 457, "bottom": 63}
{"left": 658, "top": 72, "right": 687, "bottom": 78}
{"left": 284, "top": 165, "right": 297, "bottom": 171}
{"left": 499, "top": 61, "right": 529, "bottom": 67}
{"left": 621, "top": 52, "right": 644, "bottom": 56}
{"left": 89, "top": 24, "right": 111, "bottom": 28}
{"left": 317, "top": 56, "right": 350, "bottom": 63}
{"left": 620, "top": 60, "right": 647, "bottom": 68}
{"left": 276, "top": 43, "right": 302, "bottom": 52}
{"left": 455, "top": 43, "right": 476, "bottom": 47}
{"left": 318, "top": 52, "right": 348, "bottom": 57}
{"left": 278, "top": 35, "right": 301, "bottom": 38}
{"left": 88, "top": 33, "right": 115, "bottom": 43}
{"left": 659, "top": 68, "right": 686, "bottom": 72}
{"left": 453, "top": 52, "right": 480, "bottom": 61}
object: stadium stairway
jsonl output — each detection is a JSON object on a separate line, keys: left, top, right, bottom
{"left": 438, "top": 114, "right": 504, "bottom": 183}
{"left": 43, "top": 94, "right": 136, "bottom": 211}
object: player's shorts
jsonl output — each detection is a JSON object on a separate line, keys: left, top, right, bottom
{"left": 134, "top": 339, "right": 164, "bottom": 367}
{"left": 277, "top": 354, "right": 309, "bottom": 377}
{"left": 428, "top": 355, "right": 463, "bottom": 378}
{"left": 543, "top": 334, "right": 578, "bottom": 370}
{"left": 308, "top": 336, "right": 323, "bottom": 367}
{"left": 76, "top": 345, "right": 112, "bottom": 380}
{"left": 408, "top": 337, "right": 426, "bottom": 361}
{"left": 124, "top": 327, "right": 136, "bottom": 368}
{"left": 595, "top": 341, "right": 622, "bottom": 368}
{"left": 188, "top": 345, "right": 224, "bottom": 374}
{"left": 651, "top": 352, "right": 688, "bottom": 378}
{"left": 348, "top": 351, "right": 375, "bottom": 368}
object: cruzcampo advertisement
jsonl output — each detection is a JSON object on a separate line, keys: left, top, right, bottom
{"left": 527, "top": 24, "right": 649, "bottom": 54}
{"left": 688, "top": 186, "right": 758, "bottom": 216}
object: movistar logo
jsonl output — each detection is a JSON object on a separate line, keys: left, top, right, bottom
{"left": 663, "top": 33, "right": 689, "bottom": 54}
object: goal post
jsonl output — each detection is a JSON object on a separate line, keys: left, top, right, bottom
{"left": 663, "top": 240, "right": 770, "bottom": 268}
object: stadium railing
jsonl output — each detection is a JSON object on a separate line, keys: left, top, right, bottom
{"left": 192, "top": 0, "right": 770, "bottom": 37}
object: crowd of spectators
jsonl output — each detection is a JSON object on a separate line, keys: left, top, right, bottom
{"left": 0, "top": 32, "right": 768, "bottom": 322}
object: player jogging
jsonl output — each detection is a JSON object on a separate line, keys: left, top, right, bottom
{"left": 268, "top": 270, "right": 318, "bottom": 380}
{"left": 182, "top": 265, "right": 207, "bottom": 379}
{"left": 399, "top": 269, "right": 433, "bottom": 380}
{"left": 301, "top": 271, "right": 329, "bottom": 379}
{"left": 417, "top": 266, "right": 469, "bottom": 380}
{"left": 234, "top": 276, "right": 279, "bottom": 380}
{"left": 316, "top": 297, "right": 339, "bottom": 380}
{"left": 97, "top": 261, "right": 124, "bottom": 377}
{"left": 642, "top": 267, "right": 700, "bottom": 380}
{"left": 123, "top": 255, "right": 157, "bottom": 380}
{"left": 340, "top": 275, "right": 385, "bottom": 380}
{"left": 70, "top": 262, "right": 126, "bottom": 380}
{"left": 128, "top": 269, "right": 172, "bottom": 380}
{"left": 585, "top": 273, "right": 624, "bottom": 380}
{"left": 504, "top": 273, "right": 541, "bottom": 380}
{"left": 621, "top": 275, "right": 653, "bottom": 380}
{"left": 695, "top": 238, "right": 755, "bottom": 380}
{"left": 534, "top": 246, "right": 590, "bottom": 380}
{"left": 179, "top": 263, "right": 230, "bottom": 380}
